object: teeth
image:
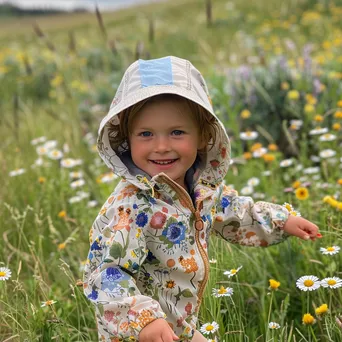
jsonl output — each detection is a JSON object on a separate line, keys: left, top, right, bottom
{"left": 153, "top": 160, "right": 174, "bottom": 165}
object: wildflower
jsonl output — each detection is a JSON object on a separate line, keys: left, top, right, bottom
{"left": 332, "top": 123, "right": 341, "bottom": 131}
{"left": 315, "top": 304, "right": 328, "bottom": 316}
{"left": 319, "top": 134, "right": 336, "bottom": 142}
{"left": 319, "top": 149, "right": 336, "bottom": 159}
{"left": 209, "top": 259, "right": 217, "bottom": 264}
{"left": 200, "top": 322, "right": 219, "bottom": 335}
{"left": 314, "top": 114, "right": 323, "bottom": 122}
{"left": 269, "top": 279, "right": 280, "bottom": 290}
{"left": 68, "top": 196, "right": 83, "bottom": 204}
{"left": 268, "top": 143, "right": 278, "bottom": 151}
{"left": 58, "top": 243, "right": 66, "bottom": 250}
{"left": 320, "top": 277, "right": 342, "bottom": 289}
{"left": 338, "top": 179, "right": 342, "bottom": 185}
{"left": 302, "top": 313, "right": 316, "bottom": 325}
{"left": 296, "top": 275, "right": 320, "bottom": 291}
{"left": 243, "top": 152, "right": 252, "bottom": 160}
{"left": 337, "top": 100, "right": 342, "bottom": 108}
{"left": 263, "top": 154, "right": 275, "bottom": 163}
{"left": 70, "top": 179, "right": 85, "bottom": 189}
{"left": 250, "top": 143, "right": 263, "bottom": 152}
{"left": 292, "top": 180, "right": 301, "bottom": 189}
{"left": 279, "top": 159, "right": 293, "bottom": 167}
{"left": 304, "top": 104, "right": 315, "bottom": 114}
{"left": 306, "top": 94, "right": 317, "bottom": 105}
{"left": 268, "top": 322, "right": 281, "bottom": 329}
{"left": 295, "top": 187, "right": 309, "bottom": 200}
{"left": 69, "top": 171, "right": 83, "bottom": 179}
{"left": 98, "top": 172, "right": 119, "bottom": 183}
{"left": 247, "top": 177, "right": 260, "bottom": 187}
{"left": 224, "top": 266, "right": 243, "bottom": 278}
{"left": 212, "top": 286, "right": 234, "bottom": 298}
{"left": 303, "top": 166, "right": 320, "bottom": 174}
{"left": 9, "top": 168, "right": 26, "bottom": 177}
{"left": 87, "top": 200, "right": 98, "bottom": 208}
{"left": 47, "top": 149, "right": 63, "bottom": 160}
{"left": 309, "top": 127, "right": 329, "bottom": 135}
{"left": 240, "top": 131, "right": 258, "bottom": 140}
{"left": 240, "top": 109, "right": 251, "bottom": 119}
{"left": 41, "top": 300, "right": 57, "bottom": 307}
{"left": 281, "top": 82, "right": 290, "bottom": 90}
{"left": 240, "top": 186, "right": 253, "bottom": 195}
{"left": 38, "top": 176, "right": 46, "bottom": 184}
{"left": 58, "top": 210, "right": 67, "bottom": 218}
{"left": 287, "top": 90, "right": 300, "bottom": 100}
{"left": 253, "top": 147, "right": 267, "bottom": 158}
{"left": 61, "top": 158, "right": 82, "bottom": 168}
{"left": 0, "top": 267, "right": 12, "bottom": 281}
{"left": 320, "top": 246, "right": 340, "bottom": 255}
{"left": 334, "top": 110, "right": 342, "bottom": 119}
{"left": 31, "top": 136, "right": 46, "bottom": 145}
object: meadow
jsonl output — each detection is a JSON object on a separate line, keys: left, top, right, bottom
{"left": 0, "top": 0, "right": 341, "bottom": 341}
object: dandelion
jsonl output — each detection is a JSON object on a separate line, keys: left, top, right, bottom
{"left": 320, "top": 277, "right": 342, "bottom": 289}
{"left": 279, "top": 159, "right": 293, "bottom": 167}
{"left": 38, "top": 176, "right": 46, "bottom": 184}
{"left": 248, "top": 177, "right": 263, "bottom": 187}
{"left": 315, "top": 304, "right": 328, "bottom": 315}
{"left": 240, "top": 131, "right": 258, "bottom": 140}
{"left": 296, "top": 275, "right": 320, "bottom": 291}
{"left": 334, "top": 110, "right": 342, "bottom": 118}
{"left": 320, "top": 246, "right": 340, "bottom": 255}
{"left": 200, "top": 322, "right": 219, "bottom": 335}
{"left": 287, "top": 90, "right": 300, "bottom": 100}
{"left": 41, "top": 300, "right": 57, "bottom": 307}
{"left": 269, "top": 279, "right": 280, "bottom": 290}
{"left": 58, "top": 210, "right": 67, "bottom": 218}
{"left": 9, "top": 168, "right": 26, "bottom": 177}
{"left": 240, "top": 109, "right": 251, "bottom": 119}
{"left": 58, "top": 243, "right": 66, "bottom": 250}
{"left": 295, "top": 187, "right": 309, "bottom": 200}
{"left": 0, "top": 267, "right": 12, "bottom": 281}
{"left": 304, "top": 104, "right": 315, "bottom": 114}
{"left": 224, "top": 266, "right": 243, "bottom": 278}
{"left": 268, "top": 322, "right": 281, "bottom": 329}
{"left": 212, "top": 286, "right": 234, "bottom": 298}
{"left": 302, "top": 313, "right": 316, "bottom": 325}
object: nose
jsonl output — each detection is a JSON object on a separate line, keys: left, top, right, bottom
{"left": 154, "top": 136, "right": 171, "bottom": 153}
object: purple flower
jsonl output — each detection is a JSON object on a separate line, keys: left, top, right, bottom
{"left": 136, "top": 212, "right": 148, "bottom": 227}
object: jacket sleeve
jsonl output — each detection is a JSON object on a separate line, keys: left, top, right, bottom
{"left": 83, "top": 195, "right": 166, "bottom": 340}
{"left": 212, "top": 185, "right": 289, "bottom": 247}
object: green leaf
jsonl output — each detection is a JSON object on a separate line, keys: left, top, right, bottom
{"left": 109, "top": 242, "right": 124, "bottom": 259}
{"left": 181, "top": 288, "right": 194, "bottom": 298}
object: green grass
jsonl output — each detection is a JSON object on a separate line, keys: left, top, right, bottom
{"left": 1, "top": 0, "right": 342, "bottom": 340}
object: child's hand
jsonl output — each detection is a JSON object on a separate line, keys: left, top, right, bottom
{"left": 283, "top": 215, "right": 321, "bottom": 241}
{"left": 139, "top": 318, "right": 179, "bottom": 342}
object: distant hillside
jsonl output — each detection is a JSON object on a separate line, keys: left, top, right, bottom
{"left": 0, "top": 3, "right": 87, "bottom": 16}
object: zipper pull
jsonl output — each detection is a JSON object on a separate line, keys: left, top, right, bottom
{"left": 194, "top": 210, "right": 204, "bottom": 231}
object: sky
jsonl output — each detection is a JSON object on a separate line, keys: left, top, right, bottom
{"left": 0, "top": 0, "right": 166, "bottom": 12}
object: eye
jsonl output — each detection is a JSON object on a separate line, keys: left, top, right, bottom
{"left": 172, "top": 130, "right": 184, "bottom": 136}
{"left": 139, "top": 131, "right": 152, "bottom": 137}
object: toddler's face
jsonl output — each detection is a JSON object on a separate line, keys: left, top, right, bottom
{"left": 129, "top": 99, "right": 203, "bottom": 190}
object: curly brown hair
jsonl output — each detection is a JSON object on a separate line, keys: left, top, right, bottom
{"left": 106, "top": 94, "right": 218, "bottom": 155}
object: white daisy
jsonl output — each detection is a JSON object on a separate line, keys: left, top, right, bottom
{"left": 303, "top": 166, "right": 320, "bottom": 174}
{"left": 63, "top": 143, "right": 70, "bottom": 153}
{"left": 247, "top": 177, "right": 260, "bottom": 187}
{"left": 279, "top": 159, "right": 293, "bottom": 167}
{"left": 100, "top": 172, "right": 119, "bottom": 183}
{"left": 212, "top": 286, "right": 234, "bottom": 298}
{"left": 320, "top": 277, "right": 342, "bottom": 289}
{"left": 240, "top": 186, "right": 253, "bottom": 195}
{"left": 43, "top": 140, "right": 58, "bottom": 150}
{"left": 41, "top": 300, "right": 57, "bottom": 307}
{"left": 262, "top": 170, "right": 271, "bottom": 176}
{"left": 9, "top": 168, "right": 26, "bottom": 177}
{"left": 310, "top": 155, "right": 321, "bottom": 163}
{"left": 36, "top": 146, "right": 49, "bottom": 156}
{"left": 200, "top": 322, "right": 219, "bottom": 335}
{"left": 253, "top": 147, "right": 267, "bottom": 158}
{"left": 76, "top": 191, "right": 90, "bottom": 199}
{"left": 47, "top": 149, "right": 63, "bottom": 160}
{"left": 87, "top": 200, "right": 98, "bottom": 208}
{"left": 254, "top": 192, "right": 265, "bottom": 199}
{"left": 69, "top": 171, "right": 83, "bottom": 179}
{"left": 319, "top": 133, "right": 336, "bottom": 142}
{"left": 70, "top": 179, "right": 85, "bottom": 189}
{"left": 296, "top": 275, "right": 320, "bottom": 291}
{"left": 0, "top": 267, "right": 12, "bottom": 281}
{"left": 83, "top": 132, "right": 96, "bottom": 145}
{"left": 224, "top": 266, "right": 243, "bottom": 278}
{"left": 61, "top": 158, "right": 77, "bottom": 168}
{"left": 320, "top": 246, "right": 340, "bottom": 255}
{"left": 309, "top": 127, "right": 328, "bottom": 135}
{"left": 209, "top": 259, "right": 217, "bottom": 264}
{"left": 68, "top": 196, "right": 83, "bottom": 204}
{"left": 268, "top": 322, "right": 281, "bottom": 329}
{"left": 319, "top": 149, "right": 336, "bottom": 159}
{"left": 239, "top": 131, "right": 258, "bottom": 140}
{"left": 290, "top": 119, "right": 303, "bottom": 127}
{"left": 31, "top": 136, "right": 46, "bottom": 145}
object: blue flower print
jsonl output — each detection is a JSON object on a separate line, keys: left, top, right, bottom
{"left": 221, "top": 197, "right": 230, "bottom": 209}
{"left": 90, "top": 236, "right": 102, "bottom": 251}
{"left": 162, "top": 222, "right": 186, "bottom": 245}
{"left": 105, "top": 267, "right": 124, "bottom": 282}
{"left": 88, "top": 289, "right": 98, "bottom": 300}
{"left": 136, "top": 212, "right": 148, "bottom": 227}
{"left": 133, "top": 204, "right": 138, "bottom": 209}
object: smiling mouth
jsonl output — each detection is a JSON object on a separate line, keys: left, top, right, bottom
{"left": 150, "top": 159, "right": 178, "bottom": 165}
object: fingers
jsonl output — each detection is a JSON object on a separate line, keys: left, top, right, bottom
{"left": 161, "top": 331, "right": 178, "bottom": 342}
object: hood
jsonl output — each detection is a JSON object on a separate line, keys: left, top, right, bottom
{"left": 97, "top": 56, "right": 231, "bottom": 191}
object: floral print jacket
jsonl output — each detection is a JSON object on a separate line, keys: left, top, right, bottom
{"left": 83, "top": 57, "right": 289, "bottom": 341}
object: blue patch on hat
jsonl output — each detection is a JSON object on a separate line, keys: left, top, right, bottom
{"left": 139, "top": 57, "right": 173, "bottom": 88}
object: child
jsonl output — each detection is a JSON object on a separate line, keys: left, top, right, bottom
{"left": 83, "top": 56, "right": 320, "bottom": 342}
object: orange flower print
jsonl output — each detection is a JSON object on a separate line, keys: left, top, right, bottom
{"left": 117, "top": 184, "right": 138, "bottom": 200}
{"left": 113, "top": 206, "right": 133, "bottom": 231}
{"left": 150, "top": 212, "right": 167, "bottom": 229}
{"left": 178, "top": 256, "right": 198, "bottom": 273}
{"left": 137, "top": 309, "right": 155, "bottom": 328}
{"left": 165, "top": 280, "right": 176, "bottom": 288}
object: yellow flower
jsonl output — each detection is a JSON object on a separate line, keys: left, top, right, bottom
{"left": 287, "top": 90, "right": 300, "bottom": 100}
{"left": 295, "top": 187, "right": 309, "bottom": 200}
{"left": 314, "top": 115, "right": 323, "bottom": 122}
{"left": 38, "top": 176, "right": 46, "bottom": 184}
{"left": 334, "top": 110, "right": 342, "bottom": 119}
{"left": 305, "top": 94, "right": 317, "bottom": 105}
{"left": 240, "top": 109, "right": 251, "bottom": 119}
{"left": 263, "top": 154, "right": 275, "bottom": 163}
{"left": 304, "top": 104, "right": 315, "bottom": 114}
{"left": 292, "top": 180, "right": 301, "bottom": 189}
{"left": 123, "top": 262, "right": 129, "bottom": 269}
{"left": 302, "top": 313, "right": 316, "bottom": 325}
{"left": 51, "top": 74, "right": 63, "bottom": 87}
{"left": 268, "top": 143, "right": 278, "bottom": 151}
{"left": 338, "top": 179, "right": 342, "bottom": 185}
{"left": 315, "top": 304, "right": 328, "bottom": 316}
{"left": 251, "top": 143, "right": 263, "bottom": 152}
{"left": 58, "top": 210, "right": 67, "bottom": 218}
{"left": 332, "top": 123, "right": 341, "bottom": 131}
{"left": 58, "top": 243, "right": 66, "bottom": 250}
{"left": 243, "top": 152, "right": 252, "bottom": 160}
{"left": 269, "top": 279, "right": 280, "bottom": 290}
{"left": 281, "top": 82, "right": 290, "bottom": 90}
{"left": 337, "top": 100, "right": 342, "bottom": 108}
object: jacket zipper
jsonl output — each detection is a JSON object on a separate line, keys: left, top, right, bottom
{"left": 159, "top": 176, "right": 210, "bottom": 309}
